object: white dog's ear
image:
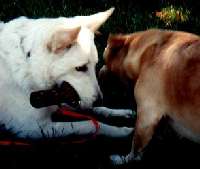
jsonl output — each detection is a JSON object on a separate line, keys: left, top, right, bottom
{"left": 47, "top": 27, "right": 81, "bottom": 54}
{"left": 78, "top": 7, "right": 115, "bottom": 32}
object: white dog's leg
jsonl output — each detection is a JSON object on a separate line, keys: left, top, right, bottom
{"left": 4, "top": 119, "right": 133, "bottom": 139}
{"left": 92, "top": 107, "right": 135, "bottom": 127}
{"left": 110, "top": 151, "right": 142, "bottom": 165}
{"left": 92, "top": 107, "right": 135, "bottom": 119}
{"left": 38, "top": 121, "right": 133, "bottom": 139}
{"left": 97, "top": 122, "right": 133, "bottom": 138}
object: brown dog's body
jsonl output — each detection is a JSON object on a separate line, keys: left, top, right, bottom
{"left": 102, "top": 29, "right": 200, "bottom": 164}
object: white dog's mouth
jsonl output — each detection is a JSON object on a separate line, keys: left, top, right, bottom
{"left": 30, "top": 81, "right": 81, "bottom": 109}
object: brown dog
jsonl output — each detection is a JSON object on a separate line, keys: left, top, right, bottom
{"left": 101, "top": 29, "right": 200, "bottom": 165}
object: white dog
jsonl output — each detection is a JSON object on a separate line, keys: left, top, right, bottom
{"left": 0, "top": 8, "right": 133, "bottom": 140}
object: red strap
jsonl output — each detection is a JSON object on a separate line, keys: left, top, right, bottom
{"left": 59, "top": 106, "right": 100, "bottom": 143}
{"left": 0, "top": 140, "right": 30, "bottom": 146}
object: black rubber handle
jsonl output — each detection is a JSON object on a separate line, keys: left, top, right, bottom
{"left": 30, "top": 82, "right": 80, "bottom": 108}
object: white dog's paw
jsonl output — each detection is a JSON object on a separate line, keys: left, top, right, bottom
{"left": 110, "top": 152, "right": 141, "bottom": 165}
{"left": 110, "top": 154, "right": 126, "bottom": 165}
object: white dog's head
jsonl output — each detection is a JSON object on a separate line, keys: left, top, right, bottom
{"left": 7, "top": 8, "right": 114, "bottom": 109}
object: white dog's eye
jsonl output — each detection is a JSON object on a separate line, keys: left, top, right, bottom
{"left": 75, "top": 64, "right": 88, "bottom": 72}
{"left": 66, "top": 44, "right": 72, "bottom": 49}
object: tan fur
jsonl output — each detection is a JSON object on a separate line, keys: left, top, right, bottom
{"left": 47, "top": 27, "right": 81, "bottom": 54}
{"left": 102, "top": 29, "right": 200, "bottom": 162}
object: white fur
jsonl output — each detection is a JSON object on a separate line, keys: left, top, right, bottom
{"left": 0, "top": 9, "right": 120, "bottom": 139}
{"left": 0, "top": 22, "right": 4, "bottom": 32}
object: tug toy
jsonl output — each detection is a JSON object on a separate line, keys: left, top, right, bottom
{"left": 30, "top": 81, "right": 80, "bottom": 108}
{"left": 30, "top": 81, "right": 100, "bottom": 143}
{"left": 0, "top": 82, "right": 135, "bottom": 145}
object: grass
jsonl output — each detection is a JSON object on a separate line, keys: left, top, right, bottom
{"left": 155, "top": 5, "right": 190, "bottom": 27}
{"left": 1, "top": 0, "right": 200, "bottom": 68}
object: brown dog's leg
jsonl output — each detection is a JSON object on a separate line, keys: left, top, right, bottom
{"left": 133, "top": 108, "right": 162, "bottom": 155}
{"left": 110, "top": 104, "right": 163, "bottom": 165}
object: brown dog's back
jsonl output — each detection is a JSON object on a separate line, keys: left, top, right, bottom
{"left": 103, "top": 29, "right": 200, "bottom": 164}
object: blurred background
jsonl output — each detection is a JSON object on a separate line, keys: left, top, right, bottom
{"left": 0, "top": 0, "right": 200, "bottom": 169}
{"left": 1, "top": 0, "right": 200, "bottom": 66}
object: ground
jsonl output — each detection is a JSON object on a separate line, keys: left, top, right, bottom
{"left": 1, "top": 126, "right": 200, "bottom": 169}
